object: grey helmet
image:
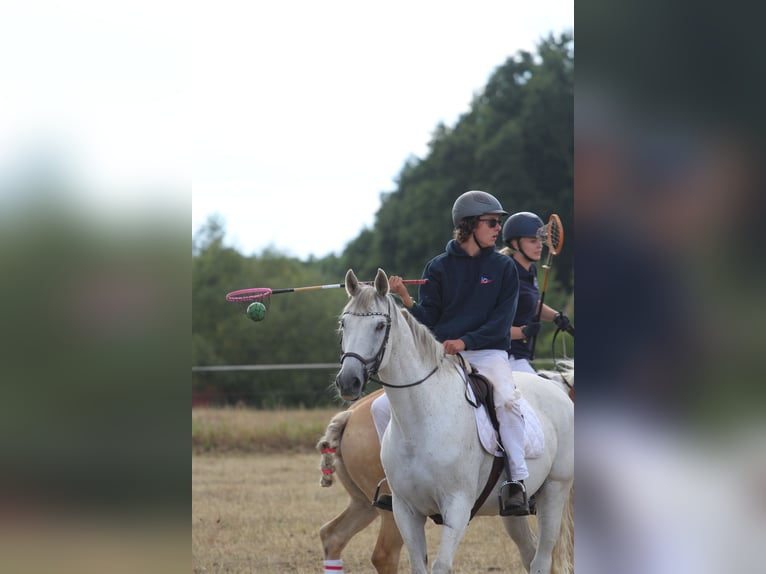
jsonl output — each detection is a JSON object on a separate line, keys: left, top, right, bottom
{"left": 451, "top": 190, "right": 508, "bottom": 228}
{"left": 502, "top": 212, "right": 545, "bottom": 246}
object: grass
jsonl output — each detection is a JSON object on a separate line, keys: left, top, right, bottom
{"left": 192, "top": 452, "right": 528, "bottom": 573}
{"left": 192, "top": 406, "right": 343, "bottom": 454}
{"left": 192, "top": 407, "right": 534, "bottom": 572}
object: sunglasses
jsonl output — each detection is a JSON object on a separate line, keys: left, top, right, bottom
{"left": 477, "top": 218, "right": 503, "bottom": 228}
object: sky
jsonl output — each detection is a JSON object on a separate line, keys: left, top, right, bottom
{"left": 0, "top": 1, "right": 572, "bottom": 260}
{"left": 192, "top": 1, "right": 573, "bottom": 259}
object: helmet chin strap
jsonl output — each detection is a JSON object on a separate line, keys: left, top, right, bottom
{"left": 472, "top": 232, "right": 483, "bottom": 250}
{"left": 515, "top": 239, "right": 537, "bottom": 263}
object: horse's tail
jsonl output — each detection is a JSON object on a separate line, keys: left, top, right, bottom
{"left": 316, "top": 409, "right": 352, "bottom": 487}
{"left": 550, "top": 486, "right": 575, "bottom": 574}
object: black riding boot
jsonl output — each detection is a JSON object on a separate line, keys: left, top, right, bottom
{"left": 499, "top": 479, "right": 537, "bottom": 516}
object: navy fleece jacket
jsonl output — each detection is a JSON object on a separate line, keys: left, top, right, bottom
{"left": 509, "top": 258, "right": 539, "bottom": 360}
{"left": 409, "top": 239, "right": 519, "bottom": 351}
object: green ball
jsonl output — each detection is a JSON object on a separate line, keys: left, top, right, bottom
{"left": 246, "top": 301, "right": 267, "bottom": 321}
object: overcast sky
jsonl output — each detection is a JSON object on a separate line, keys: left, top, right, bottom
{"left": 192, "top": 1, "right": 573, "bottom": 259}
{"left": 0, "top": 1, "right": 572, "bottom": 260}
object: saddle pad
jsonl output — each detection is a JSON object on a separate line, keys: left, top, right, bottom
{"left": 466, "top": 383, "right": 545, "bottom": 458}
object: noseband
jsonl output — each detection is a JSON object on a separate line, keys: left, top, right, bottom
{"left": 339, "top": 297, "right": 439, "bottom": 389}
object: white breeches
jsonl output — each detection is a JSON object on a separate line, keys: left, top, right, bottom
{"left": 462, "top": 349, "right": 528, "bottom": 481}
{"left": 371, "top": 392, "right": 391, "bottom": 443}
{"left": 509, "top": 355, "right": 537, "bottom": 374}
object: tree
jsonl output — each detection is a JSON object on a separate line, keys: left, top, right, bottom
{"left": 351, "top": 32, "right": 574, "bottom": 293}
{"left": 192, "top": 33, "right": 575, "bottom": 405}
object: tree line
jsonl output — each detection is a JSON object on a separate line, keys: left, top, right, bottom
{"left": 193, "top": 32, "right": 574, "bottom": 407}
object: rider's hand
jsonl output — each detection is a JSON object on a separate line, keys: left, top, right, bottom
{"left": 521, "top": 322, "right": 541, "bottom": 339}
{"left": 553, "top": 312, "right": 571, "bottom": 332}
{"left": 388, "top": 276, "right": 413, "bottom": 307}
{"left": 443, "top": 339, "right": 466, "bottom": 355}
{"left": 388, "top": 275, "right": 407, "bottom": 296}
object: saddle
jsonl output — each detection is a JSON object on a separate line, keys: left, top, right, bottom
{"left": 459, "top": 356, "right": 500, "bottom": 430}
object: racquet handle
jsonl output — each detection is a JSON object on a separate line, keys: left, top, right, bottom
{"left": 272, "top": 279, "right": 426, "bottom": 295}
{"left": 227, "top": 279, "right": 428, "bottom": 301}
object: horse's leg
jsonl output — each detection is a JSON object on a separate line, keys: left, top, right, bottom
{"left": 391, "top": 502, "right": 428, "bottom": 574}
{"left": 371, "top": 511, "right": 404, "bottom": 574}
{"left": 319, "top": 497, "right": 378, "bottom": 570}
{"left": 431, "top": 499, "right": 474, "bottom": 574}
{"left": 318, "top": 401, "right": 392, "bottom": 573}
{"left": 527, "top": 480, "right": 574, "bottom": 574}
{"left": 501, "top": 515, "right": 538, "bottom": 571}
{"left": 339, "top": 392, "right": 406, "bottom": 572}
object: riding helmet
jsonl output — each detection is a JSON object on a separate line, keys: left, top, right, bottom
{"left": 502, "top": 212, "right": 545, "bottom": 246}
{"left": 451, "top": 190, "right": 508, "bottom": 228}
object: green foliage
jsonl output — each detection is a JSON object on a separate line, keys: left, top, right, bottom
{"left": 344, "top": 32, "right": 574, "bottom": 290}
{"left": 193, "top": 32, "right": 574, "bottom": 405}
{"left": 192, "top": 216, "right": 349, "bottom": 407}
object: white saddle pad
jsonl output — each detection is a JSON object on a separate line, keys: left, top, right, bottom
{"left": 466, "top": 382, "right": 545, "bottom": 459}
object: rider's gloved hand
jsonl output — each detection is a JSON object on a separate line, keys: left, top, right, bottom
{"left": 553, "top": 312, "right": 571, "bottom": 332}
{"left": 521, "top": 322, "right": 541, "bottom": 339}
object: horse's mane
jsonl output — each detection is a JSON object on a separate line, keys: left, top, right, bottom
{"left": 343, "top": 285, "right": 448, "bottom": 369}
{"left": 399, "top": 305, "right": 449, "bottom": 368}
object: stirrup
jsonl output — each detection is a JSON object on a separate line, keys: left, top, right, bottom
{"left": 498, "top": 480, "right": 536, "bottom": 516}
{"left": 371, "top": 477, "right": 393, "bottom": 512}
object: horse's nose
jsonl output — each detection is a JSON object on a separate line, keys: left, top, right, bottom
{"left": 335, "top": 370, "right": 363, "bottom": 401}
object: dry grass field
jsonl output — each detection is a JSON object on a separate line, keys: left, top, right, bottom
{"left": 192, "top": 453, "right": 528, "bottom": 573}
{"left": 192, "top": 407, "right": 529, "bottom": 573}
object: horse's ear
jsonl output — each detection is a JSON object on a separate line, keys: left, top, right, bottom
{"left": 345, "top": 269, "right": 360, "bottom": 297}
{"left": 374, "top": 268, "right": 389, "bottom": 297}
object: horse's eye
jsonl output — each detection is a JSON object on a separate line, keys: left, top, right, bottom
{"left": 376, "top": 322, "right": 386, "bottom": 331}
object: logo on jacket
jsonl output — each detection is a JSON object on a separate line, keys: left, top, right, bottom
{"left": 480, "top": 275, "right": 494, "bottom": 285}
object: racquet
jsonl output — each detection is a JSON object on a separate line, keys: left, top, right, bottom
{"left": 226, "top": 278, "right": 427, "bottom": 322}
{"left": 529, "top": 214, "right": 564, "bottom": 360}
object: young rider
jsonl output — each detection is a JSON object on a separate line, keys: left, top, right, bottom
{"left": 500, "top": 212, "right": 572, "bottom": 374}
{"left": 377, "top": 189, "right": 534, "bottom": 515}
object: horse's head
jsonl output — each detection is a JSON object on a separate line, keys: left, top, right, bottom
{"left": 334, "top": 268, "right": 392, "bottom": 401}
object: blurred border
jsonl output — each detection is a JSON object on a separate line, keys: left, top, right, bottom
{"left": 575, "top": 0, "right": 765, "bottom": 572}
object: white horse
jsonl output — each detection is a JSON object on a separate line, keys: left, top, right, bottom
{"left": 334, "top": 268, "right": 574, "bottom": 574}
{"left": 537, "top": 359, "right": 575, "bottom": 402}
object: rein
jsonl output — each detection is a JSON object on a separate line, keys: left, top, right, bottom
{"left": 375, "top": 365, "right": 439, "bottom": 389}
{"left": 340, "top": 297, "right": 440, "bottom": 390}
{"left": 551, "top": 327, "right": 574, "bottom": 391}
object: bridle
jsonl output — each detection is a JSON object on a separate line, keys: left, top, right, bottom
{"left": 339, "top": 297, "right": 439, "bottom": 390}
{"left": 339, "top": 309, "right": 392, "bottom": 385}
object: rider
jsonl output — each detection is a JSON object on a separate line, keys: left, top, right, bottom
{"left": 375, "top": 189, "right": 534, "bottom": 516}
{"left": 500, "top": 212, "right": 573, "bottom": 375}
